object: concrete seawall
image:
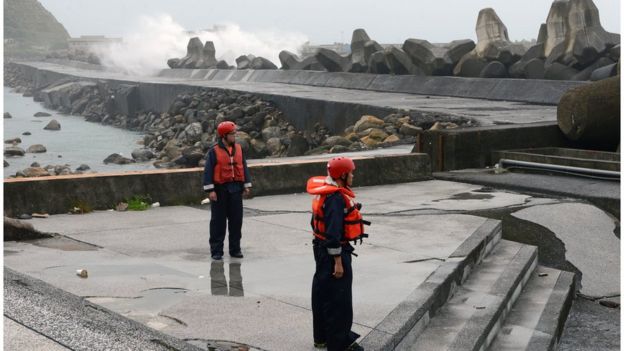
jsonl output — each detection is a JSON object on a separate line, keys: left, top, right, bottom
{"left": 4, "top": 153, "right": 430, "bottom": 217}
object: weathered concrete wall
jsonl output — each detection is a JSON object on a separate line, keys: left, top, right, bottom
{"left": 157, "top": 68, "right": 586, "bottom": 105}
{"left": 414, "top": 122, "right": 574, "bottom": 171}
{"left": 4, "top": 153, "right": 430, "bottom": 217}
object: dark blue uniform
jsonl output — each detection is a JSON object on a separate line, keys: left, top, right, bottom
{"left": 203, "top": 140, "right": 252, "bottom": 257}
{"left": 312, "top": 192, "right": 359, "bottom": 350}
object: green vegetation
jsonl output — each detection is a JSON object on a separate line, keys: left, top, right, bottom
{"left": 126, "top": 195, "right": 152, "bottom": 211}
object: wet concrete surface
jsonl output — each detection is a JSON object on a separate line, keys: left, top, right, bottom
{"left": 4, "top": 180, "right": 619, "bottom": 350}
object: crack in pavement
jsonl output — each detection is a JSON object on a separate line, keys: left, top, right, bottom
{"left": 158, "top": 313, "right": 188, "bottom": 327}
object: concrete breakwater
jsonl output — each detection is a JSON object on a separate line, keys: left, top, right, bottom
{"left": 3, "top": 153, "right": 430, "bottom": 217}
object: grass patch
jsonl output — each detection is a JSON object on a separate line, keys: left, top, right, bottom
{"left": 126, "top": 195, "right": 152, "bottom": 211}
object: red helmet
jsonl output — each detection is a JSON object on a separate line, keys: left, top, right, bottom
{"left": 327, "top": 157, "right": 355, "bottom": 179}
{"left": 217, "top": 121, "right": 237, "bottom": 137}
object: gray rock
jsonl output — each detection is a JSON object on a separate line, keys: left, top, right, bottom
{"left": 131, "top": 148, "right": 155, "bottom": 161}
{"left": 22, "top": 167, "right": 50, "bottom": 177}
{"left": 4, "top": 160, "right": 8, "bottom": 167}
{"left": 524, "top": 58, "right": 547, "bottom": 79}
{"left": 43, "top": 119, "right": 61, "bottom": 130}
{"left": 184, "top": 122, "right": 203, "bottom": 143}
{"left": 279, "top": 51, "right": 323, "bottom": 71}
{"left": 33, "top": 112, "right": 51, "bottom": 117}
{"left": 22, "top": 131, "right": 31, "bottom": 136}
{"left": 330, "top": 145, "right": 350, "bottom": 154}
{"left": 4, "top": 147, "right": 25, "bottom": 157}
{"left": 354, "top": 115, "right": 385, "bottom": 133}
{"left": 30, "top": 162, "right": 40, "bottom": 167}
{"left": 286, "top": 134, "right": 309, "bottom": 156}
{"left": 76, "top": 164, "right": 90, "bottom": 171}
{"left": 323, "top": 136, "right": 352, "bottom": 148}
{"left": 167, "top": 58, "right": 180, "bottom": 69}
{"left": 5, "top": 137, "right": 21, "bottom": 144}
{"left": 399, "top": 123, "right": 423, "bottom": 136}
{"left": 316, "top": 48, "right": 351, "bottom": 72}
{"left": 4, "top": 112, "right": 12, "bottom": 119}
{"left": 607, "top": 44, "right": 620, "bottom": 61}
{"left": 473, "top": 8, "right": 525, "bottom": 64}
{"left": 509, "top": 44, "right": 546, "bottom": 78}
{"left": 261, "top": 126, "right": 282, "bottom": 141}
{"left": 180, "top": 146, "right": 205, "bottom": 167}
{"left": 103, "top": 153, "right": 135, "bottom": 165}
{"left": 480, "top": 61, "right": 508, "bottom": 78}
{"left": 363, "top": 40, "right": 384, "bottom": 65}
{"left": 250, "top": 57, "right": 278, "bottom": 70}
{"left": 26, "top": 144, "right": 47, "bottom": 153}
{"left": 266, "top": 137, "right": 282, "bottom": 155}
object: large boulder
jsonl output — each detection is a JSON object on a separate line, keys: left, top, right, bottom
{"left": 445, "top": 39, "right": 476, "bottom": 66}
{"left": 250, "top": 56, "right": 278, "bottom": 70}
{"left": 26, "top": 144, "right": 47, "bottom": 153}
{"left": 354, "top": 115, "right": 385, "bottom": 133}
{"left": 544, "top": 0, "right": 570, "bottom": 58}
{"left": 286, "top": 134, "right": 309, "bottom": 156}
{"left": 557, "top": 76, "right": 619, "bottom": 149}
{"left": 572, "top": 57, "right": 614, "bottom": 80}
{"left": 21, "top": 167, "right": 50, "bottom": 177}
{"left": 43, "top": 119, "right": 61, "bottom": 130}
{"left": 131, "top": 148, "right": 155, "bottom": 161}
{"left": 316, "top": 48, "right": 351, "bottom": 72}
{"left": 545, "top": 62, "right": 579, "bottom": 80}
{"left": 4, "top": 147, "right": 25, "bottom": 157}
{"left": 453, "top": 53, "right": 488, "bottom": 77}
{"left": 34, "top": 112, "right": 51, "bottom": 117}
{"left": 590, "top": 62, "right": 619, "bottom": 81}
{"left": 4, "top": 112, "right": 12, "bottom": 119}
{"left": 103, "top": 153, "right": 135, "bottom": 165}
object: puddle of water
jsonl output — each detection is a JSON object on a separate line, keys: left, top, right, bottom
{"left": 432, "top": 192, "right": 495, "bottom": 202}
{"left": 210, "top": 261, "right": 244, "bottom": 297}
{"left": 29, "top": 236, "right": 99, "bottom": 251}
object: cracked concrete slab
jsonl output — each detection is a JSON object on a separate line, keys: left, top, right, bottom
{"left": 512, "top": 203, "right": 619, "bottom": 298}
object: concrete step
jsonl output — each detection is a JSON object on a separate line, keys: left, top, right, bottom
{"left": 487, "top": 266, "right": 576, "bottom": 351}
{"left": 399, "top": 240, "right": 538, "bottom": 351}
{"left": 360, "top": 219, "right": 502, "bottom": 350}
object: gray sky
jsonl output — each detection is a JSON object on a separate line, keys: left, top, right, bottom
{"left": 39, "top": 0, "right": 620, "bottom": 44}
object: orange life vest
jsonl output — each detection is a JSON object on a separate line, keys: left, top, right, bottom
{"left": 306, "top": 176, "right": 369, "bottom": 243}
{"left": 213, "top": 143, "right": 245, "bottom": 184}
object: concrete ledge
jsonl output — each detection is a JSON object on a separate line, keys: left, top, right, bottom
{"left": 3, "top": 153, "right": 430, "bottom": 217}
{"left": 155, "top": 68, "right": 585, "bottom": 105}
{"left": 359, "top": 219, "right": 502, "bottom": 350}
{"left": 414, "top": 122, "right": 574, "bottom": 171}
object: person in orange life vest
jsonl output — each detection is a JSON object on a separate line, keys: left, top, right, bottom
{"left": 307, "top": 157, "right": 368, "bottom": 351}
{"left": 203, "top": 121, "right": 252, "bottom": 261}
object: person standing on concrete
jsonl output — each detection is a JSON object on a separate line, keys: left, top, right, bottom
{"left": 203, "top": 121, "right": 252, "bottom": 261}
{"left": 307, "top": 157, "right": 369, "bottom": 351}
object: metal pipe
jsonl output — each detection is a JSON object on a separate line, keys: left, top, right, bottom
{"left": 498, "top": 158, "right": 621, "bottom": 180}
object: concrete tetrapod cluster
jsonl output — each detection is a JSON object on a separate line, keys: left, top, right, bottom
{"left": 276, "top": 0, "right": 619, "bottom": 81}
{"left": 167, "top": 37, "right": 278, "bottom": 70}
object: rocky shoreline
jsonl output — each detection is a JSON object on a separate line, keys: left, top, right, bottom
{"left": 4, "top": 64, "right": 474, "bottom": 178}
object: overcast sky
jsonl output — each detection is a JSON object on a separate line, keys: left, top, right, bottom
{"left": 39, "top": 0, "right": 621, "bottom": 44}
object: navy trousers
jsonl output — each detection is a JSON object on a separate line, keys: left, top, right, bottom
{"left": 312, "top": 243, "right": 359, "bottom": 351}
{"left": 209, "top": 187, "right": 243, "bottom": 256}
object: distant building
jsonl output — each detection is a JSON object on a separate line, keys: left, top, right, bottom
{"left": 67, "top": 36, "right": 122, "bottom": 52}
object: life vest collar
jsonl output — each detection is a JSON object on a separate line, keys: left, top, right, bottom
{"left": 306, "top": 176, "right": 355, "bottom": 198}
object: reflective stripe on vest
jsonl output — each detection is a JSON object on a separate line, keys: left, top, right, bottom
{"left": 213, "top": 143, "right": 245, "bottom": 184}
